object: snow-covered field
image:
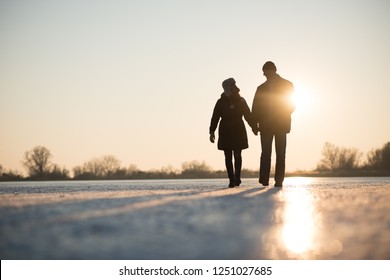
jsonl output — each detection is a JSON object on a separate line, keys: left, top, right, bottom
{"left": 1, "top": 177, "right": 389, "bottom": 259}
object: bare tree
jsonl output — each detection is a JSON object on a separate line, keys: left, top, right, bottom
{"left": 50, "top": 164, "right": 70, "bottom": 180}
{"left": 181, "top": 160, "right": 212, "bottom": 177}
{"left": 338, "top": 147, "right": 362, "bottom": 170}
{"left": 381, "top": 142, "right": 390, "bottom": 170}
{"left": 317, "top": 142, "right": 339, "bottom": 171}
{"left": 73, "top": 155, "right": 122, "bottom": 179}
{"left": 84, "top": 158, "right": 104, "bottom": 177}
{"left": 317, "top": 142, "right": 362, "bottom": 171}
{"left": 160, "top": 165, "right": 179, "bottom": 175}
{"left": 0, "top": 164, "right": 23, "bottom": 181}
{"left": 366, "top": 142, "right": 390, "bottom": 170}
{"left": 126, "top": 164, "right": 139, "bottom": 176}
{"left": 23, "top": 146, "right": 53, "bottom": 178}
{"left": 101, "top": 155, "right": 121, "bottom": 177}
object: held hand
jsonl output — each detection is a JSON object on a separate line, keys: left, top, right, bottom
{"left": 252, "top": 127, "right": 258, "bottom": 136}
{"left": 209, "top": 132, "right": 215, "bottom": 143}
{"left": 251, "top": 122, "right": 259, "bottom": 135}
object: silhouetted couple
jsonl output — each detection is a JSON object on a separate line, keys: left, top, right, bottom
{"left": 209, "top": 61, "right": 295, "bottom": 188}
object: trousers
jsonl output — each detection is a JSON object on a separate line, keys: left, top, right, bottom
{"left": 260, "top": 131, "right": 287, "bottom": 184}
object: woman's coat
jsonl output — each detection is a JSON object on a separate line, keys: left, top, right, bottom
{"left": 209, "top": 93, "right": 254, "bottom": 150}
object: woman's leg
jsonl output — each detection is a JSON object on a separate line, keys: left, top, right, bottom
{"left": 224, "top": 150, "right": 235, "bottom": 187}
{"left": 233, "top": 149, "right": 242, "bottom": 186}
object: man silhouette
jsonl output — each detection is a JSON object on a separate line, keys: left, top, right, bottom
{"left": 252, "top": 61, "right": 295, "bottom": 187}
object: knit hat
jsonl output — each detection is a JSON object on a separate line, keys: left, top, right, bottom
{"left": 222, "top": 78, "right": 236, "bottom": 91}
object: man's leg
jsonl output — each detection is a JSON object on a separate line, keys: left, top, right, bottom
{"left": 260, "top": 132, "right": 273, "bottom": 186}
{"left": 274, "top": 133, "right": 287, "bottom": 187}
{"left": 224, "top": 150, "right": 235, "bottom": 187}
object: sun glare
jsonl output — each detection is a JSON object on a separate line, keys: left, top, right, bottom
{"left": 292, "top": 83, "right": 311, "bottom": 114}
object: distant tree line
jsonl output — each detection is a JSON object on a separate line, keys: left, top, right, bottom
{"left": 316, "top": 141, "right": 390, "bottom": 176}
{"left": 0, "top": 146, "right": 232, "bottom": 181}
{"left": 1, "top": 142, "right": 389, "bottom": 181}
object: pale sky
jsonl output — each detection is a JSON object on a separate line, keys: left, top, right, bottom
{"left": 1, "top": 0, "right": 389, "bottom": 174}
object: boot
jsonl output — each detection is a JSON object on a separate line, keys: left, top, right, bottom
{"left": 226, "top": 160, "right": 235, "bottom": 188}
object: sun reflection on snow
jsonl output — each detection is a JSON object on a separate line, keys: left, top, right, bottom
{"left": 280, "top": 188, "right": 316, "bottom": 255}
{"left": 285, "top": 177, "right": 313, "bottom": 186}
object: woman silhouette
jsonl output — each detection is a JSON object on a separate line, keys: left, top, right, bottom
{"left": 209, "top": 78, "right": 256, "bottom": 187}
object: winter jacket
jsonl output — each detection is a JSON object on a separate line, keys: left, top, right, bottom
{"left": 252, "top": 74, "right": 295, "bottom": 134}
{"left": 210, "top": 93, "right": 254, "bottom": 150}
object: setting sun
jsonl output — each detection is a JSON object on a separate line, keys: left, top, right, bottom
{"left": 292, "top": 83, "right": 312, "bottom": 114}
